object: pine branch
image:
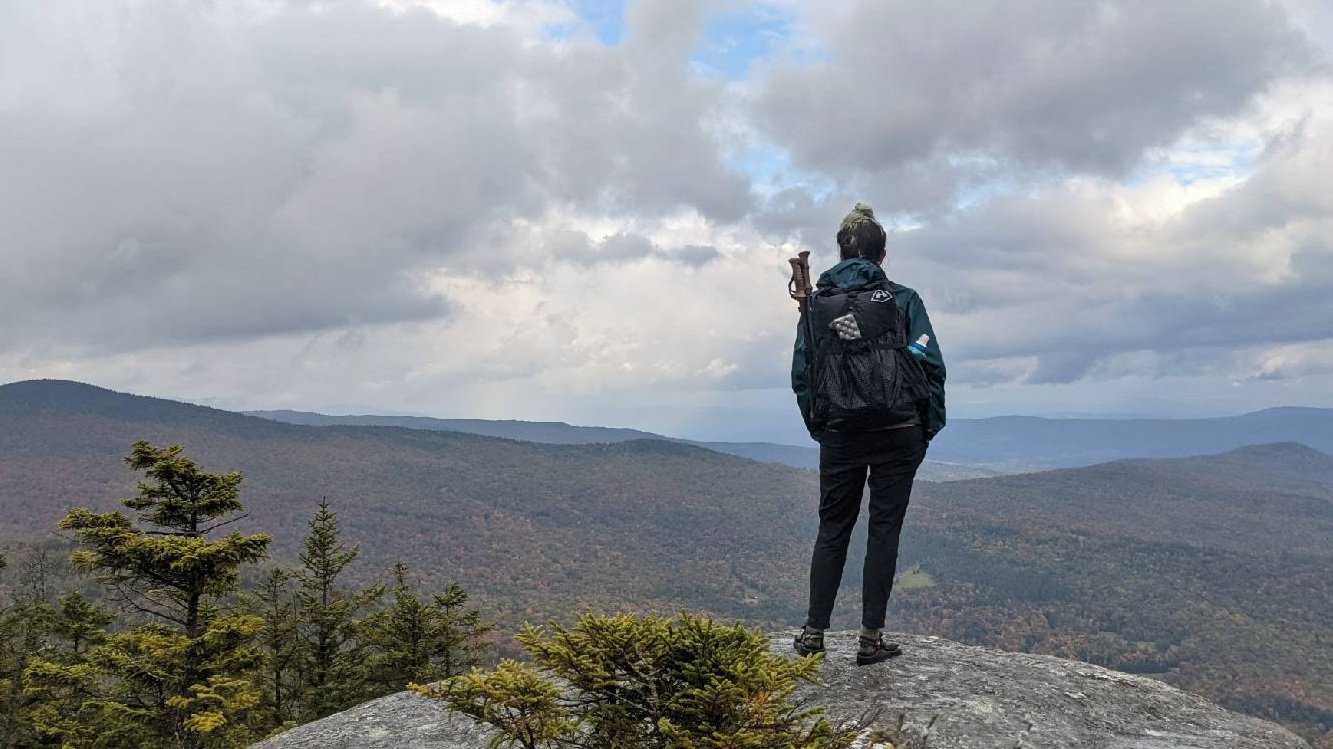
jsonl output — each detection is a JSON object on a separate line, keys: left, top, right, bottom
{"left": 198, "top": 513, "right": 251, "bottom": 535}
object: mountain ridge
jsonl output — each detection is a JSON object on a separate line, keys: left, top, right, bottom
{"left": 1, "top": 379, "right": 1329, "bottom": 742}
{"left": 243, "top": 393, "right": 1333, "bottom": 469}
{"left": 13, "top": 379, "right": 1331, "bottom": 473}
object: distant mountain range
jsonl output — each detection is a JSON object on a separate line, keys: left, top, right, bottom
{"left": 244, "top": 409, "right": 1008, "bottom": 481}
{"left": 2, "top": 379, "right": 1330, "bottom": 742}
{"left": 246, "top": 405, "right": 1333, "bottom": 472}
{"left": 929, "top": 407, "right": 1333, "bottom": 466}
{"left": 247, "top": 410, "right": 666, "bottom": 444}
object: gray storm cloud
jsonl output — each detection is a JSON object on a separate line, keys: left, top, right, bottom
{"left": 544, "top": 231, "right": 721, "bottom": 267}
{"left": 894, "top": 102, "right": 1333, "bottom": 385}
{"left": 1, "top": 0, "right": 1331, "bottom": 425}
{"left": 741, "top": 0, "right": 1330, "bottom": 392}
{"left": 0, "top": 0, "right": 748, "bottom": 354}
{"left": 753, "top": 0, "right": 1308, "bottom": 180}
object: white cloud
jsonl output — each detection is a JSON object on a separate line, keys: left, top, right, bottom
{"left": 374, "top": 0, "right": 574, "bottom": 35}
{"left": 899, "top": 78, "right": 1333, "bottom": 387}
{"left": 753, "top": 0, "right": 1309, "bottom": 181}
{"left": 0, "top": 0, "right": 751, "bottom": 355}
{"left": 3, "top": 0, "right": 1333, "bottom": 438}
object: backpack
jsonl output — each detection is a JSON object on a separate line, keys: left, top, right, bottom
{"left": 803, "top": 282, "right": 931, "bottom": 432}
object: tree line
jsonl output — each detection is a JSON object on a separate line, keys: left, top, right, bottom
{"left": 0, "top": 441, "right": 490, "bottom": 749}
{"left": 2, "top": 440, "right": 893, "bottom": 749}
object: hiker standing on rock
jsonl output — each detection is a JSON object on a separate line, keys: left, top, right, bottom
{"left": 789, "top": 203, "right": 946, "bottom": 665}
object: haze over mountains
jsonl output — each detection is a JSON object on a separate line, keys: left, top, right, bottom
{"left": 929, "top": 408, "right": 1333, "bottom": 467}
{"left": 245, "top": 408, "right": 1008, "bottom": 481}
{"left": 246, "top": 404, "right": 1333, "bottom": 473}
{"left": 1, "top": 379, "right": 1330, "bottom": 743}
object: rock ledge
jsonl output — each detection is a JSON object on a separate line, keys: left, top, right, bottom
{"left": 254, "top": 631, "right": 1310, "bottom": 749}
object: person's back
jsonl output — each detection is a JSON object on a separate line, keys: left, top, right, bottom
{"left": 790, "top": 203, "right": 946, "bottom": 665}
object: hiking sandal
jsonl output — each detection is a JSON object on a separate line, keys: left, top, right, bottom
{"left": 793, "top": 627, "right": 825, "bottom": 656}
{"left": 856, "top": 635, "right": 902, "bottom": 665}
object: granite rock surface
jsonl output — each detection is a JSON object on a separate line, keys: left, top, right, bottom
{"left": 253, "top": 631, "right": 1310, "bottom": 749}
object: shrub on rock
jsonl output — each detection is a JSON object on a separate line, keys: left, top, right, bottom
{"left": 421, "top": 612, "right": 857, "bottom": 749}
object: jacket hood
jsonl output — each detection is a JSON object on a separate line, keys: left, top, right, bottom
{"left": 816, "top": 258, "right": 887, "bottom": 291}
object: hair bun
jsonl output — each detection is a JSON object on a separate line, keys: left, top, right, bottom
{"left": 839, "top": 203, "right": 882, "bottom": 236}
{"left": 836, "top": 202, "right": 887, "bottom": 260}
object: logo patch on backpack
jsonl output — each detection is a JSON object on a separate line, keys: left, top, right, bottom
{"left": 870, "top": 289, "right": 892, "bottom": 303}
{"left": 830, "top": 313, "right": 862, "bottom": 341}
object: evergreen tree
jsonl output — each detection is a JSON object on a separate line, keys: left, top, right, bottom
{"left": 25, "top": 441, "right": 271, "bottom": 749}
{"left": 0, "top": 587, "right": 113, "bottom": 749}
{"left": 49, "top": 592, "right": 113, "bottom": 658}
{"left": 10, "top": 548, "right": 57, "bottom": 663}
{"left": 0, "top": 549, "right": 22, "bottom": 747}
{"left": 293, "top": 499, "right": 382, "bottom": 721}
{"left": 25, "top": 617, "right": 264, "bottom": 749}
{"left": 0, "top": 613, "right": 32, "bottom": 748}
{"left": 427, "top": 612, "right": 858, "bottom": 749}
{"left": 363, "top": 561, "right": 491, "bottom": 692}
{"left": 246, "top": 568, "right": 301, "bottom": 732}
{"left": 0, "top": 547, "right": 71, "bottom": 748}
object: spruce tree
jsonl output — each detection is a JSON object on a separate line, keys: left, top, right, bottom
{"left": 247, "top": 568, "right": 301, "bottom": 731}
{"left": 49, "top": 592, "right": 113, "bottom": 658}
{"left": 0, "top": 589, "right": 114, "bottom": 749}
{"left": 428, "top": 612, "right": 857, "bottom": 749}
{"left": 10, "top": 548, "right": 56, "bottom": 664}
{"left": 0, "top": 619, "right": 27, "bottom": 747}
{"left": 25, "top": 441, "right": 271, "bottom": 749}
{"left": 362, "top": 561, "right": 491, "bottom": 692}
{"left": 293, "top": 499, "right": 381, "bottom": 721}
{"left": 0, "top": 549, "right": 22, "bottom": 747}
{"left": 0, "top": 547, "right": 73, "bottom": 749}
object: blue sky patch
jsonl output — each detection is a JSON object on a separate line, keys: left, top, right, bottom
{"left": 1123, "top": 143, "right": 1259, "bottom": 190}
{"left": 731, "top": 144, "right": 843, "bottom": 208}
{"left": 549, "top": 1, "right": 795, "bottom": 76}
{"left": 693, "top": 5, "right": 792, "bottom": 79}
{"left": 564, "top": 0, "right": 626, "bottom": 45}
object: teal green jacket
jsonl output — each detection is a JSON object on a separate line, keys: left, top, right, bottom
{"left": 791, "top": 258, "right": 947, "bottom": 440}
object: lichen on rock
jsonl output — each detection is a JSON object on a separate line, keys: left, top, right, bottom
{"left": 252, "top": 631, "right": 1310, "bottom": 749}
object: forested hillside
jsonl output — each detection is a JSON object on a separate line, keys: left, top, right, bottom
{"left": 2, "top": 380, "right": 1329, "bottom": 744}
{"left": 891, "top": 445, "right": 1333, "bottom": 744}
{"left": 1, "top": 380, "right": 817, "bottom": 626}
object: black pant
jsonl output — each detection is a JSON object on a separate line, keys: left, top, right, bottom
{"left": 806, "top": 426, "right": 927, "bottom": 631}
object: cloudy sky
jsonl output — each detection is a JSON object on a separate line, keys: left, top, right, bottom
{"left": 3, "top": 0, "right": 1331, "bottom": 442}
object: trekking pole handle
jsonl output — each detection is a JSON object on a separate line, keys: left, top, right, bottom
{"left": 788, "top": 250, "right": 813, "bottom": 309}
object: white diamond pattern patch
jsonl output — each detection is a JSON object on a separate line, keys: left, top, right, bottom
{"left": 831, "top": 313, "right": 862, "bottom": 341}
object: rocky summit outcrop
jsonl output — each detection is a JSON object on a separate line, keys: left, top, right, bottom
{"left": 253, "top": 631, "right": 1310, "bottom": 749}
